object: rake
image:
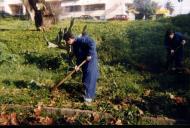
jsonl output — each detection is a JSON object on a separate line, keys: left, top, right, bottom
{"left": 51, "top": 60, "right": 87, "bottom": 92}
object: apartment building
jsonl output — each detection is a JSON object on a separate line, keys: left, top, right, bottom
{"left": 0, "top": 0, "right": 135, "bottom": 20}
{"left": 0, "top": 0, "right": 61, "bottom": 17}
{"left": 0, "top": 0, "right": 26, "bottom": 16}
{"left": 60, "top": 0, "right": 134, "bottom": 20}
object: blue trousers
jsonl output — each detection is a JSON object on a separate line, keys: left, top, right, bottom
{"left": 81, "top": 60, "right": 99, "bottom": 99}
{"left": 167, "top": 50, "right": 184, "bottom": 68}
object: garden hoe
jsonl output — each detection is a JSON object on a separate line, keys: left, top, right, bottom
{"left": 51, "top": 60, "right": 87, "bottom": 93}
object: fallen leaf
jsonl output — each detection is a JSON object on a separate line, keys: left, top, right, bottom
{"left": 184, "top": 68, "right": 190, "bottom": 74}
{"left": 115, "top": 119, "right": 122, "bottom": 125}
{"left": 48, "top": 100, "right": 56, "bottom": 107}
{"left": 92, "top": 112, "right": 100, "bottom": 123}
{"left": 10, "top": 113, "right": 19, "bottom": 125}
{"left": 0, "top": 114, "right": 10, "bottom": 125}
{"left": 0, "top": 105, "right": 7, "bottom": 114}
{"left": 169, "top": 93, "right": 187, "bottom": 105}
{"left": 0, "top": 120, "right": 9, "bottom": 125}
{"left": 174, "top": 96, "right": 186, "bottom": 104}
{"left": 169, "top": 93, "right": 175, "bottom": 99}
{"left": 41, "top": 116, "right": 54, "bottom": 125}
{"left": 66, "top": 116, "right": 76, "bottom": 124}
{"left": 34, "top": 106, "right": 42, "bottom": 117}
{"left": 38, "top": 116, "right": 45, "bottom": 124}
{"left": 144, "top": 89, "right": 151, "bottom": 96}
{"left": 108, "top": 118, "right": 116, "bottom": 125}
{"left": 138, "top": 108, "right": 144, "bottom": 116}
{"left": 113, "top": 105, "right": 119, "bottom": 111}
{"left": 124, "top": 96, "right": 132, "bottom": 104}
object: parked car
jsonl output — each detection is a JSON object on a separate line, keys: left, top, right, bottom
{"left": 108, "top": 15, "right": 128, "bottom": 21}
{"left": 79, "top": 15, "right": 97, "bottom": 20}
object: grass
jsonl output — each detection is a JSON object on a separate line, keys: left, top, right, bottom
{"left": 0, "top": 18, "right": 143, "bottom": 106}
{"left": 0, "top": 17, "right": 190, "bottom": 125}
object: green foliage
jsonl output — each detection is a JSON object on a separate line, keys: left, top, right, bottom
{"left": 0, "top": 42, "right": 18, "bottom": 64}
{"left": 0, "top": 15, "right": 190, "bottom": 125}
{"left": 133, "top": 0, "right": 159, "bottom": 19}
{"left": 124, "top": 21, "right": 170, "bottom": 67}
{"left": 171, "top": 14, "right": 190, "bottom": 34}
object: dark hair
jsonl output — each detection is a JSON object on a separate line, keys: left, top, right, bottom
{"left": 165, "top": 29, "right": 174, "bottom": 37}
{"left": 63, "top": 32, "right": 74, "bottom": 41}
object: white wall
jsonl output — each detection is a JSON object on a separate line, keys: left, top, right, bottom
{"left": 60, "top": 0, "right": 129, "bottom": 19}
{"left": 105, "top": 0, "right": 126, "bottom": 19}
{"left": 61, "top": 0, "right": 107, "bottom": 6}
{"left": 3, "top": 0, "right": 22, "bottom": 14}
{"left": 60, "top": 0, "right": 107, "bottom": 19}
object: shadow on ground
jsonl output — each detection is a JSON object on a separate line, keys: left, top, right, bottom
{"left": 2, "top": 79, "right": 41, "bottom": 90}
{"left": 58, "top": 82, "right": 84, "bottom": 102}
{"left": 24, "top": 52, "right": 61, "bottom": 70}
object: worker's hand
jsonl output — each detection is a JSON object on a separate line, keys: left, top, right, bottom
{"left": 171, "top": 49, "right": 175, "bottom": 55}
{"left": 181, "top": 40, "right": 186, "bottom": 45}
{"left": 74, "top": 65, "right": 80, "bottom": 72}
{"left": 86, "top": 56, "right": 92, "bottom": 61}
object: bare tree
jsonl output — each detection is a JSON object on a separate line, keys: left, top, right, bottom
{"left": 133, "top": 0, "right": 160, "bottom": 19}
{"left": 22, "top": 0, "right": 35, "bottom": 21}
{"left": 165, "top": 1, "right": 174, "bottom": 15}
{"left": 22, "top": 0, "right": 60, "bottom": 30}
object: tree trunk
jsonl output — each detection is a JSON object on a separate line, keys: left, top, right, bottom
{"left": 22, "top": 0, "right": 35, "bottom": 21}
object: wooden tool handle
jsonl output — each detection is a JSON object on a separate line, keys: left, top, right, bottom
{"left": 52, "top": 60, "right": 87, "bottom": 90}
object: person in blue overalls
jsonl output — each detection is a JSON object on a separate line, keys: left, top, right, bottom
{"left": 164, "top": 29, "right": 186, "bottom": 70}
{"left": 63, "top": 32, "right": 99, "bottom": 103}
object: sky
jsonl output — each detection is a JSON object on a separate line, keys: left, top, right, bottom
{"left": 153, "top": 0, "right": 190, "bottom": 15}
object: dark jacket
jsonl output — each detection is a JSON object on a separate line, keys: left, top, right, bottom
{"left": 164, "top": 32, "right": 185, "bottom": 54}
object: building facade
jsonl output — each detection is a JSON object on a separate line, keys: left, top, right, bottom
{"left": 0, "top": 0, "right": 135, "bottom": 20}
{"left": 60, "top": 0, "right": 133, "bottom": 20}
{"left": 0, "top": 0, "right": 26, "bottom": 16}
{"left": 0, "top": 0, "right": 61, "bottom": 17}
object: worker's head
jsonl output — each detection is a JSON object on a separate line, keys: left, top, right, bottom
{"left": 63, "top": 32, "right": 75, "bottom": 45}
{"left": 166, "top": 29, "right": 175, "bottom": 39}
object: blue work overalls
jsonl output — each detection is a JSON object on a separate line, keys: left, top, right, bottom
{"left": 164, "top": 32, "right": 185, "bottom": 68}
{"left": 73, "top": 35, "right": 99, "bottom": 99}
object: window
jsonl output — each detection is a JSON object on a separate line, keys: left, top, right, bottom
{"left": 65, "top": 5, "right": 81, "bottom": 12}
{"left": 9, "top": 4, "right": 23, "bottom": 15}
{"left": 85, "top": 4, "right": 105, "bottom": 11}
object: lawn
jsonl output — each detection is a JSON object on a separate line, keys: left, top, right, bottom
{"left": 0, "top": 16, "right": 190, "bottom": 125}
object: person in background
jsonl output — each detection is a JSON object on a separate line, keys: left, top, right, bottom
{"left": 164, "top": 29, "right": 186, "bottom": 71}
{"left": 34, "top": 0, "right": 46, "bottom": 31}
